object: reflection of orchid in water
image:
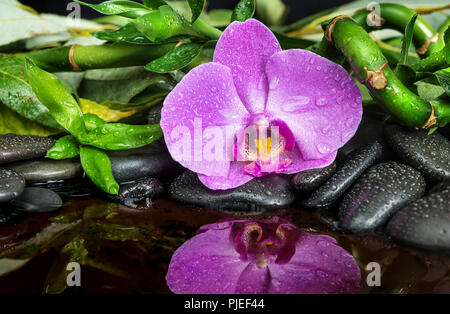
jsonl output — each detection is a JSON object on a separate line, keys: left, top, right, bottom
{"left": 161, "top": 19, "right": 362, "bottom": 190}
{"left": 166, "top": 217, "right": 360, "bottom": 294}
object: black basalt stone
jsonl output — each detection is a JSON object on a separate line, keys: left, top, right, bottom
{"left": 12, "top": 187, "right": 63, "bottom": 213}
{"left": 0, "top": 169, "right": 25, "bottom": 203}
{"left": 386, "top": 184, "right": 450, "bottom": 254}
{"left": 4, "top": 158, "right": 83, "bottom": 183}
{"left": 338, "top": 162, "right": 426, "bottom": 233}
{"left": 169, "top": 171, "right": 296, "bottom": 212}
{"left": 111, "top": 177, "right": 165, "bottom": 206}
{"left": 0, "top": 134, "right": 56, "bottom": 164}
{"left": 384, "top": 124, "right": 450, "bottom": 182}
{"left": 291, "top": 162, "right": 336, "bottom": 193}
{"left": 300, "top": 141, "right": 383, "bottom": 209}
{"left": 108, "top": 141, "right": 183, "bottom": 183}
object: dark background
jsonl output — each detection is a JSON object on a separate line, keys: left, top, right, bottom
{"left": 21, "top": 0, "right": 352, "bottom": 24}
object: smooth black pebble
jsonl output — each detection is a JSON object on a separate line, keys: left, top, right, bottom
{"left": 386, "top": 184, "right": 450, "bottom": 254}
{"left": 385, "top": 124, "right": 450, "bottom": 182}
{"left": 291, "top": 162, "right": 336, "bottom": 193}
{"left": 108, "top": 141, "right": 183, "bottom": 183}
{"left": 12, "top": 187, "right": 63, "bottom": 213}
{"left": 0, "top": 169, "right": 25, "bottom": 203}
{"left": 111, "top": 177, "right": 164, "bottom": 206}
{"left": 300, "top": 141, "right": 383, "bottom": 209}
{"left": 169, "top": 171, "right": 296, "bottom": 212}
{"left": 0, "top": 134, "right": 55, "bottom": 164}
{"left": 338, "top": 162, "right": 426, "bottom": 233}
{"left": 4, "top": 158, "right": 83, "bottom": 183}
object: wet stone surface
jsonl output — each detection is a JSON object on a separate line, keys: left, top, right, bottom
{"left": 300, "top": 141, "right": 383, "bottom": 209}
{"left": 291, "top": 162, "right": 336, "bottom": 193}
{"left": 0, "top": 169, "right": 25, "bottom": 203}
{"left": 169, "top": 171, "right": 296, "bottom": 212}
{"left": 110, "top": 177, "right": 165, "bottom": 207}
{"left": 337, "top": 117, "right": 386, "bottom": 159}
{"left": 0, "top": 134, "right": 56, "bottom": 164}
{"left": 108, "top": 141, "right": 183, "bottom": 183}
{"left": 12, "top": 188, "right": 63, "bottom": 213}
{"left": 338, "top": 162, "right": 426, "bottom": 233}
{"left": 385, "top": 124, "right": 450, "bottom": 182}
{"left": 386, "top": 184, "right": 450, "bottom": 254}
{"left": 3, "top": 158, "right": 83, "bottom": 183}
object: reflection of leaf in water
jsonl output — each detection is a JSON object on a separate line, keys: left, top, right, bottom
{"left": 83, "top": 202, "right": 119, "bottom": 220}
{"left": 0, "top": 258, "right": 30, "bottom": 276}
{"left": 43, "top": 236, "right": 88, "bottom": 294}
{"left": 0, "top": 220, "right": 81, "bottom": 260}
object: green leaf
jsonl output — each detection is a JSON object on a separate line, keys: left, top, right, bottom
{"left": 187, "top": 0, "right": 204, "bottom": 23}
{"left": 0, "top": 54, "right": 60, "bottom": 129}
{"left": 25, "top": 59, "right": 88, "bottom": 138}
{"left": 231, "top": 0, "right": 256, "bottom": 22}
{"left": 80, "top": 98, "right": 138, "bottom": 122}
{"left": 93, "top": 22, "right": 153, "bottom": 44}
{"left": 80, "top": 145, "right": 119, "bottom": 195}
{"left": 93, "top": 22, "right": 190, "bottom": 45}
{"left": 202, "top": 9, "right": 232, "bottom": 27}
{"left": 396, "top": 13, "right": 418, "bottom": 73}
{"left": 256, "top": 0, "right": 288, "bottom": 26}
{"left": 74, "top": 0, "right": 151, "bottom": 19}
{"left": 142, "top": 0, "right": 167, "bottom": 9}
{"left": 274, "top": 32, "right": 315, "bottom": 50}
{"left": 145, "top": 42, "right": 203, "bottom": 73}
{"left": 0, "top": 103, "right": 60, "bottom": 136}
{"left": 0, "top": 258, "right": 30, "bottom": 277}
{"left": 78, "top": 66, "right": 172, "bottom": 105}
{"left": 83, "top": 113, "right": 107, "bottom": 132}
{"left": 444, "top": 26, "right": 450, "bottom": 64}
{"left": 79, "top": 122, "right": 163, "bottom": 150}
{"left": 435, "top": 67, "right": 450, "bottom": 97}
{"left": 415, "top": 80, "right": 445, "bottom": 101}
{"left": 133, "top": 5, "right": 198, "bottom": 42}
{"left": 46, "top": 135, "right": 80, "bottom": 160}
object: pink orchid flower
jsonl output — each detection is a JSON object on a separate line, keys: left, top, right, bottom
{"left": 161, "top": 19, "right": 362, "bottom": 190}
{"left": 166, "top": 217, "right": 361, "bottom": 294}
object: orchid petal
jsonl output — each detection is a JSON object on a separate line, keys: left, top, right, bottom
{"left": 198, "top": 161, "right": 254, "bottom": 190}
{"left": 265, "top": 49, "right": 362, "bottom": 161}
{"left": 268, "top": 233, "right": 361, "bottom": 294}
{"left": 166, "top": 224, "right": 247, "bottom": 294}
{"left": 214, "top": 19, "right": 281, "bottom": 113}
{"left": 161, "top": 62, "right": 249, "bottom": 177}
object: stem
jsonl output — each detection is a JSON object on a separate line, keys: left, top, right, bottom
{"left": 192, "top": 18, "right": 223, "bottom": 40}
{"left": 17, "top": 42, "right": 175, "bottom": 72}
{"left": 410, "top": 49, "right": 447, "bottom": 73}
{"left": 330, "top": 17, "right": 448, "bottom": 130}
{"left": 352, "top": 3, "right": 442, "bottom": 56}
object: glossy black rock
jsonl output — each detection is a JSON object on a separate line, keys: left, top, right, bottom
{"left": 0, "top": 169, "right": 25, "bottom": 203}
{"left": 12, "top": 187, "right": 63, "bottom": 213}
{"left": 169, "top": 171, "right": 296, "bottom": 212}
{"left": 300, "top": 141, "right": 383, "bottom": 209}
{"left": 111, "top": 177, "right": 165, "bottom": 207}
{"left": 108, "top": 141, "right": 183, "bottom": 183}
{"left": 4, "top": 158, "right": 83, "bottom": 183}
{"left": 338, "top": 162, "right": 426, "bottom": 233}
{"left": 386, "top": 184, "right": 450, "bottom": 254}
{"left": 384, "top": 125, "right": 450, "bottom": 182}
{"left": 0, "top": 134, "right": 55, "bottom": 164}
{"left": 291, "top": 162, "right": 336, "bottom": 193}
